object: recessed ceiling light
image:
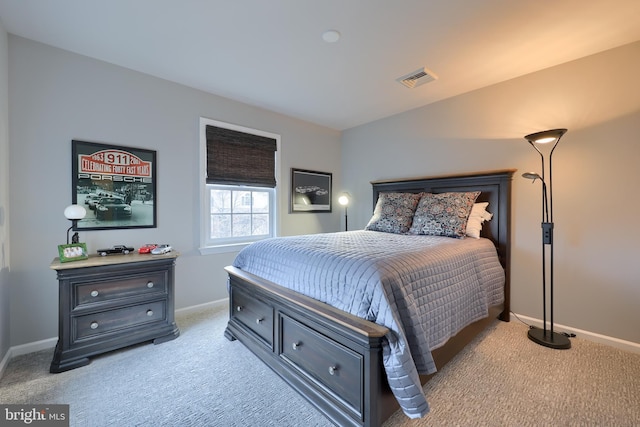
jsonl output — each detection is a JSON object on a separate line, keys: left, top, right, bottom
{"left": 322, "top": 30, "right": 341, "bottom": 43}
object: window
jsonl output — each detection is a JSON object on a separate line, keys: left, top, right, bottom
{"left": 207, "top": 185, "right": 273, "bottom": 242}
{"left": 200, "top": 118, "right": 279, "bottom": 254}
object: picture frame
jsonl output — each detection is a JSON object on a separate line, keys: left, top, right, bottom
{"left": 291, "top": 168, "right": 332, "bottom": 213}
{"left": 58, "top": 243, "right": 89, "bottom": 263}
{"left": 72, "top": 140, "right": 157, "bottom": 230}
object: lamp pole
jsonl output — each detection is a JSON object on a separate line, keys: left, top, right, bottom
{"left": 344, "top": 205, "right": 348, "bottom": 231}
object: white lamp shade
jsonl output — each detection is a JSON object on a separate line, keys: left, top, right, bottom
{"left": 64, "top": 204, "right": 87, "bottom": 220}
{"left": 338, "top": 194, "right": 350, "bottom": 206}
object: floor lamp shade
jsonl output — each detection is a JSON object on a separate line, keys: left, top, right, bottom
{"left": 523, "top": 128, "right": 571, "bottom": 349}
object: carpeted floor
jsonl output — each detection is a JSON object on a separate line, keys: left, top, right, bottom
{"left": 1, "top": 304, "right": 639, "bottom": 426}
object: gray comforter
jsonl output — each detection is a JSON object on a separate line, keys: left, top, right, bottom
{"left": 232, "top": 230, "right": 505, "bottom": 418}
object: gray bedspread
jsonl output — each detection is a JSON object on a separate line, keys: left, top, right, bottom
{"left": 232, "top": 230, "right": 505, "bottom": 418}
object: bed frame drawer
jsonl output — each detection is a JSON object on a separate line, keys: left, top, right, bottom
{"left": 224, "top": 266, "right": 389, "bottom": 427}
{"left": 280, "top": 314, "right": 363, "bottom": 414}
{"left": 230, "top": 288, "right": 274, "bottom": 346}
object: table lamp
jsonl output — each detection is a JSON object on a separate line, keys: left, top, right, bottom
{"left": 64, "top": 204, "right": 87, "bottom": 244}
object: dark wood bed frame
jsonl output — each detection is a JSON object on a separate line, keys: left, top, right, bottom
{"left": 224, "top": 169, "right": 514, "bottom": 427}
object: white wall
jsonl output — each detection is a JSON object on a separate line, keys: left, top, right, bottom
{"left": 7, "top": 36, "right": 342, "bottom": 347}
{"left": 0, "top": 20, "right": 10, "bottom": 362}
{"left": 342, "top": 41, "right": 640, "bottom": 346}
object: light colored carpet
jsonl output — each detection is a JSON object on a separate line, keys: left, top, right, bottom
{"left": 1, "top": 304, "right": 639, "bottom": 426}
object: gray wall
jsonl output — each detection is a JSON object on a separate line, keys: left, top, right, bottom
{"left": 4, "top": 31, "right": 639, "bottom": 359}
{"left": 342, "top": 41, "right": 640, "bottom": 345}
{"left": 7, "top": 36, "right": 342, "bottom": 347}
{"left": 0, "top": 20, "right": 10, "bottom": 363}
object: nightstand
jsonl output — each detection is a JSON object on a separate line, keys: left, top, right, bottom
{"left": 49, "top": 251, "right": 180, "bottom": 373}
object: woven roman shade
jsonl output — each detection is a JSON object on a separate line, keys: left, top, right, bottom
{"left": 206, "top": 125, "right": 277, "bottom": 187}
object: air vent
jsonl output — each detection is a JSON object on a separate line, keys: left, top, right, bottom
{"left": 397, "top": 67, "right": 438, "bottom": 88}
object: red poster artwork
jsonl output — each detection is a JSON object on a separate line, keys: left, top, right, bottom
{"left": 72, "top": 140, "right": 157, "bottom": 230}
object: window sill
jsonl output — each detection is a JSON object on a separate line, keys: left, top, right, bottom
{"left": 199, "top": 243, "right": 250, "bottom": 255}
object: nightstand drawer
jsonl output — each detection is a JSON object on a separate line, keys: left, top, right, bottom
{"left": 231, "top": 288, "right": 273, "bottom": 346}
{"left": 280, "top": 314, "right": 363, "bottom": 413}
{"left": 74, "top": 272, "right": 167, "bottom": 308}
{"left": 73, "top": 300, "right": 166, "bottom": 341}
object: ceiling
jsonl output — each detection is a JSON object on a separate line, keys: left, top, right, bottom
{"left": 1, "top": 1, "right": 639, "bottom": 131}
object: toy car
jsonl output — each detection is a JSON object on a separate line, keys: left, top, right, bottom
{"left": 97, "top": 245, "right": 135, "bottom": 256}
{"left": 151, "top": 244, "right": 172, "bottom": 255}
{"left": 138, "top": 244, "right": 158, "bottom": 254}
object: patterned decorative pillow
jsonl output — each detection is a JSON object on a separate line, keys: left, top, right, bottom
{"left": 409, "top": 191, "right": 481, "bottom": 238}
{"left": 365, "top": 192, "right": 422, "bottom": 234}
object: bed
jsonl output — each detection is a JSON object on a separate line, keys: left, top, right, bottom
{"left": 224, "top": 169, "right": 513, "bottom": 427}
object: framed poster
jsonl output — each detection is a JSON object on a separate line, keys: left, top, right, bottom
{"left": 291, "top": 168, "right": 332, "bottom": 213}
{"left": 72, "top": 140, "right": 157, "bottom": 230}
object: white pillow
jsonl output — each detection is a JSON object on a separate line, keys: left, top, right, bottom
{"left": 466, "top": 202, "right": 493, "bottom": 238}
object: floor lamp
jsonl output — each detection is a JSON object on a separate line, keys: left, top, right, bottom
{"left": 523, "top": 128, "right": 571, "bottom": 349}
{"left": 338, "top": 193, "right": 351, "bottom": 231}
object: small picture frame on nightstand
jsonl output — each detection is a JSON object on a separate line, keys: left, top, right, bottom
{"left": 58, "top": 243, "right": 89, "bottom": 263}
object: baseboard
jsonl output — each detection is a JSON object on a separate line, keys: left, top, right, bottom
{"left": 0, "top": 337, "right": 58, "bottom": 379}
{"left": 511, "top": 313, "right": 640, "bottom": 354}
{"left": 175, "top": 298, "right": 228, "bottom": 316}
{"left": 10, "top": 336, "right": 59, "bottom": 358}
{"left": 0, "top": 346, "right": 11, "bottom": 380}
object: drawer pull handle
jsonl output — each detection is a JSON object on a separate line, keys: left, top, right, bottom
{"left": 90, "top": 321, "right": 99, "bottom": 330}
{"left": 147, "top": 309, "right": 154, "bottom": 317}
{"left": 236, "top": 306, "right": 243, "bottom": 312}
{"left": 90, "top": 290, "right": 99, "bottom": 297}
{"left": 292, "top": 342, "right": 301, "bottom": 351}
{"left": 256, "top": 318, "right": 263, "bottom": 325}
{"left": 147, "top": 281, "right": 154, "bottom": 288}
{"left": 328, "top": 366, "right": 337, "bottom": 376}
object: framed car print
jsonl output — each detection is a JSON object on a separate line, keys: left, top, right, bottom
{"left": 72, "top": 140, "right": 157, "bottom": 230}
{"left": 291, "top": 168, "right": 332, "bottom": 213}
